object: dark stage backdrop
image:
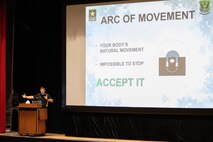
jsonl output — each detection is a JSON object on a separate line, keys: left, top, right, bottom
{"left": 10, "top": 0, "right": 213, "bottom": 141}
{"left": 12, "top": 0, "right": 63, "bottom": 133}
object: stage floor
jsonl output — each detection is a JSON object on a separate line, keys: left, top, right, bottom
{"left": 0, "top": 131, "right": 160, "bottom": 142}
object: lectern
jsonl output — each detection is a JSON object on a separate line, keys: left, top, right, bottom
{"left": 18, "top": 103, "right": 47, "bottom": 136}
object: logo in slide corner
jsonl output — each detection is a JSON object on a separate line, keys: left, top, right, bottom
{"left": 89, "top": 9, "right": 96, "bottom": 21}
{"left": 199, "top": 0, "right": 212, "bottom": 15}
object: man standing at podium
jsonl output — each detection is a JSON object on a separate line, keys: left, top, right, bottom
{"left": 22, "top": 87, "right": 53, "bottom": 107}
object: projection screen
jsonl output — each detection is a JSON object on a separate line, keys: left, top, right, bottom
{"left": 66, "top": 0, "right": 213, "bottom": 110}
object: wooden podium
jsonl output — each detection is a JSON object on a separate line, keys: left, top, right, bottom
{"left": 18, "top": 103, "right": 47, "bottom": 136}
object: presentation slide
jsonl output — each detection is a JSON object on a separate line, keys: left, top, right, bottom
{"left": 66, "top": 0, "right": 213, "bottom": 109}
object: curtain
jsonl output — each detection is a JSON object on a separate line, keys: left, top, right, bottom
{"left": 0, "top": 0, "right": 6, "bottom": 133}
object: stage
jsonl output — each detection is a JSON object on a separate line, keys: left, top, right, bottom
{"left": 0, "top": 131, "right": 159, "bottom": 142}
